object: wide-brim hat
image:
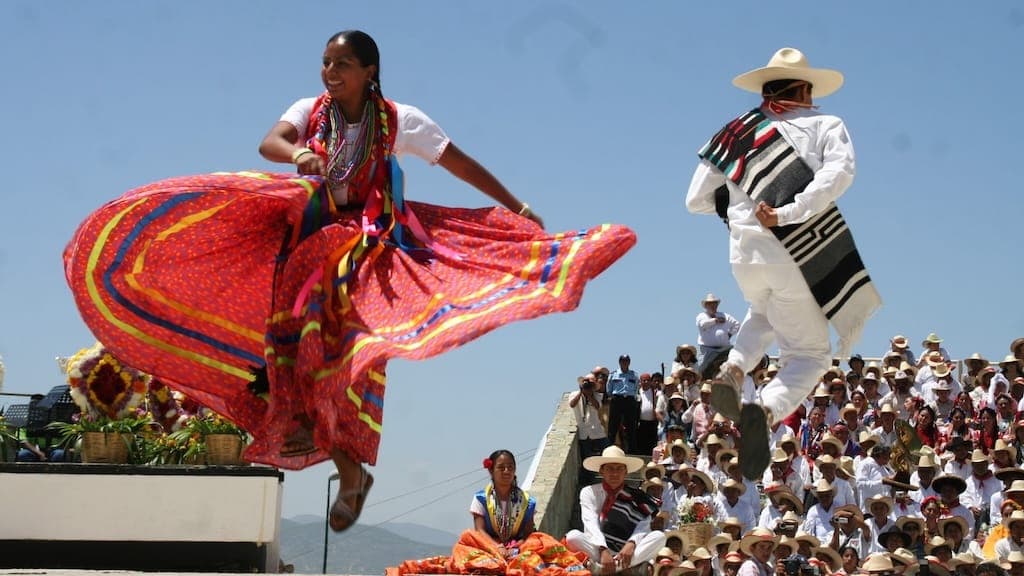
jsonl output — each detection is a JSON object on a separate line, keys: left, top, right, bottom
{"left": 1002, "top": 354, "right": 1021, "bottom": 367}
{"left": 765, "top": 484, "right": 803, "bottom": 513}
{"left": 583, "top": 445, "right": 644, "bottom": 473}
{"left": 1004, "top": 509, "right": 1024, "bottom": 529}
{"left": 996, "top": 467, "right": 1024, "bottom": 483}
{"left": 739, "top": 527, "right": 779, "bottom": 556}
{"left": 933, "top": 379, "right": 952, "bottom": 391}
{"left": 669, "top": 438, "right": 692, "bottom": 459}
{"left": 1006, "top": 479, "right": 1024, "bottom": 496}
{"left": 812, "top": 478, "right": 834, "bottom": 494}
{"left": 866, "top": 494, "right": 894, "bottom": 516}
{"left": 819, "top": 435, "right": 843, "bottom": 454}
{"left": 716, "top": 449, "right": 739, "bottom": 469}
{"left": 837, "top": 456, "right": 856, "bottom": 479}
{"left": 897, "top": 516, "right": 925, "bottom": 532}
{"left": 932, "top": 474, "right": 968, "bottom": 494}
{"left": 770, "top": 448, "right": 790, "bottom": 464}
{"left": 676, "top": 344, "right": 697, "bottom": 357}
{"left": 890, "top": 549, "right": 918, "bottom": 568}
{"left": 863, "top": 553, "right": 896, "bottom": 573}
{"left": 877, "top": 526, "right": 912, "bottom": 548}
{"left": 966, "top": 352, "right": 990, "bottom": 366}
{"left": 971, "top": 448, "right": 990, "bottom": 464}
{"left": 687, "top": 469, "right": 715, "bottom": 492}
{"left": 833, "top": 504, "right": 864, "bottom": 524}
{"left": 923, "top": 332, "right": 944, "bottom": 346}
{"left": 718, "top": 516, "right": 744, "bottom": 531}
{"left": 794, "top": 530, "right": 820, "bottom": 548}
{"left": 996, "top": 439, "right": 1018, "bottom": 459}
{"left": 939, "top": 516, "right": 969, "bottom": 538}
{"left": 707, "top": 533, "right": 734, "bottom": 550}
{"left": 1012, "top": 338, "right": 1024, "bottom": 355}
{"left": 671, "top": 464, "right": 693, "bottom": 485}
{"left": 720, "top": 478, "right": 746, "bottom": 496}
{"left": 925, "top": 535, "right": 951, "bottom": 555}
{"left": 641, "top": 478, "right": 665, "bottom": 492}
{"left": 840, "top": 403, "right": 858, "bottom": 419}
{"left": 732, "top": 47, "right": 843, "bottom": 98}
{"left": 701, "top": 292, "right": 720, "bottom": 304}
{"left": 644, "top": 462, "right": 667, "bottom": 480}
{"left": 859, "top": 430, "right": 881, "bottom": 447}
{"left": 688, "top": 547, "right": 713, "bottom": 562}
{"left": 813, "top": 547, "right": 842, "bottom": 571}
{"left": 933, "top": 364, "right": 952, "bottom": 378}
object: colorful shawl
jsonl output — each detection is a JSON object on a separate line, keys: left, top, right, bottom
{"left": 698, "top": 108, "right": 881, "bottom": 357}
{"left": 475, "top": 484, "right": 536, "bottom": 544}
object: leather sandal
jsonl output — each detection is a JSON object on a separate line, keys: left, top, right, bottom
{"left": 329, "top": 467, "right": 374, "bottom": 533}
{"left": 279, "top": 425, "right": 316, "bottom": 458}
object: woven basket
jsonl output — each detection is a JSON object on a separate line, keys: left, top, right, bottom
{"left": 81, "top": 432, "right": 130, "bottom": 464}
{"left": 205, "top": 434, "right": 245, "bottom": 466}
{"left": 677, "top": 522, "right": 713, "bottom": 555}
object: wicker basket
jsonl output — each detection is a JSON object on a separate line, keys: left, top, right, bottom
{"left": 677, "top": 522, "right": 713, "bottom": 555}
{"left": 205, "top": 434, "right": 245, "bottom": 466}
{"left": 81, "top": 432, "right": 130, "bottom": 464}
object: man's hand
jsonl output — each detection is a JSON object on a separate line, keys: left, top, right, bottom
{"left": 615, "top": 541, "right": 636, "bottom": 570}
{"left": 755, "top": 201, "right": 779, "bottom": 228}
{"left": 600, "top": 548, "right": 616, "bottom": 574}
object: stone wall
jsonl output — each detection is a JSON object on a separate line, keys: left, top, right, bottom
{"left": 528, "top": 392, "right": 579, "bottom": 538}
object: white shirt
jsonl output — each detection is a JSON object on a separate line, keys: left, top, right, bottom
{"left": 945, "top": 459, "right": 973, "bottom": 481}
{"left": 965, "top": 473, "right": 1001, "bottom": 510}
{"left": 281, "top": 98, "right": 450, "bottom": 165}
{"left": 639, "top": 387, "right": 658, "bottom": 421}
{"left": 686, "top": 108, "right": 856, "bottom": 265}
{"left": 856, "top": 458, "right": 892, "bottom": 508}
{"left": 696, "top": 312, "right": 740, "bottom": 347}
{"left": 572, "top": 391, "right": 607, "bottom": 440}
{"left": 803, "top": 503, "right": 836, "bottom": 544}
{"left": 995, "top": 536, "right": 1024, "bottom": 562}
{"left": 715, "top": 494, "right": 757, "bottom": 534}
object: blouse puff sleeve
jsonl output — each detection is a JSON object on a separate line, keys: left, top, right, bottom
{"left": 279, "top": 98, "right": 451, "bottom": 166}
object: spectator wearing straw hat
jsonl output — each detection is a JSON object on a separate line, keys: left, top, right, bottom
{"left": 945, "top": 436, "right": 975, "bottom": 480}
{"left": 694, "top": 293, "right": 740, "bottom": 378}
{"left": 871, "top": 403, "right": 899, "bottom": 448}
{"left": 813, "top": 453, "right": 856, "bottom": 507}
{"left": 827, "top": 504, "right": 871, "bottom": 559}
{"left": 991, "top": 473, "right": 1024, "bottom": 527}
{"left": 803, "top": 479, "right": 840, "bottom": 543}
{"left": 966, "top": 449, "right": 999, "bottom": 526}
{"left": 765, "top": 448, "right": 805, "bottom": 502}
{"left": 736, "top": 527, "right": 778, "bottom": 576}
{"left": 672, "top": 344, "right": 699, "bottom": 379}
{"left": 935, "top": 473, "right": 976, "bottom": 535}
{"left": 851, "top": 444, "right": 892, "bottom": 506}
{"left": 715, "top": 480, "right": 756, "bottom": 534}
{"left": 682, "top": 382, "right": 716, "bottom": 443}
{"left": 567, "top": 446, "right": 667, "bottom": 573}
{"left": 652, "top": 424, "right": 686, "bottom": 463}
{"left": 930, "top": 378, "right": 957, "bottom": 421}
{"left": 909, "top": 452, "right": 941, "bottom": 508}
{"left": 759, "top": 485, "right": 803, "bottom": 531}
{"left": 880, "top": 370, "right": 920, "bottom": 421}
{"left": 920, "top": 333, "right": 951, "bottom": 366}
{"left": 996, "top": 510, "right": 1024, "bottom": 562}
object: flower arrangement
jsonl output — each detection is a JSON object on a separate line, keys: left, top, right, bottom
{"left": 676, "top": 497, "right": 715, "bottom": 525}
{"left": 66, "top": 342, "right": 150, "bottom": 420}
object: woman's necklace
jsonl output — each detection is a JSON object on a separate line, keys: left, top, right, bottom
{"left": 324, "top": 100, "right": 373, "bottom": 194}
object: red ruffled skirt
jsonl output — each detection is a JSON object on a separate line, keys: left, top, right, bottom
{"left": 64, "top": 172, "right": 635, "bottom": 469}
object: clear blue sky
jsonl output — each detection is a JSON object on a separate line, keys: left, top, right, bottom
{"left": 2, "top": 0, "right": 1022, "bottom": 540}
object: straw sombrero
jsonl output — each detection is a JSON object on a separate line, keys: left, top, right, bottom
{"left": 739, "top": 527, "right": 779, "bottom": 556}
{"left": 733, "top": 48, "right": 844, "bottom": 98}
{"left": 582, "top": 445, "right": 644, "bottom": 473}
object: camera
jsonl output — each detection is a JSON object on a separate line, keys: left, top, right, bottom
{"left": 836, "top": 516, "right": 849, "bottom": 525}
{"left": 784, "top": 555, "right": 819, "bottom": 576}
{"left": 582, "top": 381, "right": 594, "bottom": 391}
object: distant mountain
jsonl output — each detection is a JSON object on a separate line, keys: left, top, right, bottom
{"left": 279, "top": 518, "right": 451, "bottom": 574}
{"left": 378, "top": 522, "right": 460, "bottom": 548}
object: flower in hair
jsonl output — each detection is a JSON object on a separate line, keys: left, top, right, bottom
{"left": 483, "top": 457, "right": 493, "bottom": 470}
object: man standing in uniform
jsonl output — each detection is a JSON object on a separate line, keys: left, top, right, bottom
{"left": 686, "top": 47, "right": 880, "bottom": 480}
{"left": 606, "top": 354, "right": 640, "bottom": 454}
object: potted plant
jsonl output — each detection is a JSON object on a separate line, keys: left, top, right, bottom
{"left": 49, "top": 343, "right": 152, "bottom": 464}
{"left": 179, "top": 412, "right": 249, "bottom": 466}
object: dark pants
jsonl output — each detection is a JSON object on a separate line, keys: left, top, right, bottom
{"left": 607, "top": 396, "right": 639, "bottom": 454}
{"left": 636, "top": 420, "right": 658, "bottom": 457}
{"left": 578, "top": 436, "right": 610, "bottom": 486}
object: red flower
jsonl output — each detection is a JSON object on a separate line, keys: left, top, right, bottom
{"left": 483, "top": 458, "right": 493, "bottom": 470}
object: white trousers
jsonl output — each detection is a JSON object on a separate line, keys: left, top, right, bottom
{"left": 565, "top": 529, "right": 666, "bottom": 569}
{"left": 727, "top": 263, "right": 831, "bottom": 420}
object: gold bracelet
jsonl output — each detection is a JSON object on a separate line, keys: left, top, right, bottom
{"left": 291, "top": 147, "right": 314, "bottom": 164}
{"left": 518, "top": 203, "right": 531, "bottom": 216}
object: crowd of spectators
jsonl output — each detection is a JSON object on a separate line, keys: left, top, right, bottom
{"left": 570, "top": 319, "right": 1024, "bottom": 575}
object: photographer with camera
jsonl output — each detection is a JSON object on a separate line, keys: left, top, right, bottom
{"left": 827, "top": 504, "right": 871, "bottom": 559}
{"left": 571, "top": 374, "right": 609, "bottom": 479}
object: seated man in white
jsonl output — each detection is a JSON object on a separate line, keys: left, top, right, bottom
{"left": 567, "top": 446, "right": 667, "bottom": 573}
{"left": 996, "top": 509, "right": 1024, "bottom": 562}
